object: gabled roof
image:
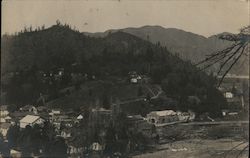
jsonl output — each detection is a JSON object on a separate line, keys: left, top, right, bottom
{"left": 150, "top": 110, "right": 177, "bottom": 116}
{"left": 4, "top": 116, "right": 11, "bottom": 119}
{"left": 51, "top": 108, "right": 61, "bottom": 112}
{"left": 77, "top": 114, "right": 83, "bottom": 120}
{"left": 20, "top": 115, "right": 42, "bottom": 123}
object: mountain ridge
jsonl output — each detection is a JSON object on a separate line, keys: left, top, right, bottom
{"left": 83, "top": 25, "right": 248, "bottom": 75}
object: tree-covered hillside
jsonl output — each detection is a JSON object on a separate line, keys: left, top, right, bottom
{"left": 1, "top": 23, "right": 227, "bottom": 116}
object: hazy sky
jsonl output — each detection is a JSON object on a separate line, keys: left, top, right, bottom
{"left": 2, "top": 0, "right": 249, "bottom": 37}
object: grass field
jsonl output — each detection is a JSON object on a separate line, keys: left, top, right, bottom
{"left": 47, "top": 80, "right": 149, "bottom": 110}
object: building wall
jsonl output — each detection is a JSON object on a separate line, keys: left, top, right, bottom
{"left": 20, "top": 122, "right": 29, "bottom": 128}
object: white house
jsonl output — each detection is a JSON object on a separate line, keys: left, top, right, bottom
{"left": 147, "top": 110, "right": 179, "bottom": 124}
{"left": 176, "top": 110, "right": 195, "bottom": 122}
{"left": 224, "top": 92, "right": 233, "bottom": 99}
{"left": 19, "top": 105, "right": 38, "bottom": 114}
{"left": 0, "top": 105, "right": 9, "bottom": 118}
{"left": 10, "top": 149, "right": 22, "bottom": 158}
{"left": 50, "top": 109, "right": 61, "bottom": 115}
{"left": 91, "top": 142, "right": 103, "bottom": 151}
{"left": 130, "top": 78, "right": 138, "bottom": 83}
{"left": 77, "top": 114, "right": 83, "bottom": 120}
{"left": 0, "top": 122, "right": 11, "bottom": 137}
{"left": 0, "top": 116, "right": 12, "bottom": 123}
{"left": 0, "top": 117, "right": 5, "bottom": 123}
{"left": 128, "top": 71, "right": 142, "bottom": 84}
{"left": 60, "top": 129, "right": 71, "bottom": 139}
{"left": 19, "top": 115, "right": 45, "bottom": 128}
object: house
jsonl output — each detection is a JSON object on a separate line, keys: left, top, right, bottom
{"left": 67, "top": 137, "right": 85, "bottom": 156}
{"left": 76, "top": 114, "right": 83, "bottom": 120}
{"left": 50, "top": 114, "right": 74, "bottom": 130}
{"left": 0, "top": 122, "right": 11, "bottom": 137}
{"left": 19, "top": 105, "right": 38, "bottom": 114}
{"left": 50, "top": 109, "right": 61, "bottom": 115}
{"left": 10, "top": 149, "right": 22, "bottom": 158}
{"left": 10, "top": 111, "right": 33, "bottom": 125}
{"left": 219, "top": 81, "right": 246, "bottom": 111}
{"left": 67, "top": 145, "right": 84, "bottom": 156}
{"left": 176, "top": 111, "right": 190, "bottom": 122}
{"left": 91, "top": 142, "right": 103, "bottom": 151}
{"left": 60, "top": 128, "right": 72, "bottom": 139}
{"left": 0, "top": 115, "right": 12, "bottom": 123}
{"left": 147, "top": 110, "right": 179, "bottom": 125}
{"left": 0, "top": 117, "right": 5, "bottom": 123}
{"left": 224, "top": 92, "right": 233, "bottom": 99}
{"left": 57, "top": 68, "right": 64, "bottom": 76}
{"left": 176, "top": 110, "right": 195, "bottom": 122}
{"left": 222, "top": 109, "right": 230, "bottom": 116}
{"left": 128, "top": 71, "right": 142, "bottom": 84}
{"left": 19, "top": 115, "right": 45, "bottom": 128}
{"left": 130, "top": 75, "right": 142, "bottom": 84}
{"left": 0, "top": 116, "right": 11, "bottom": 123}
{"left": 0, "top": 105, "right": 9, "bottom": 117}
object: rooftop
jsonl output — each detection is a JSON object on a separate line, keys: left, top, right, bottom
{"left": 150, "top": 110, "right": 177, "bottom": 116}
{"left": 92, "top": 107, "right": 111, "bottom": 112}
{"left": 20, "top": 105, "right": 36, "bottom": 111}
{"left": 20, "top": 115, "right": 41, "bottom": 123}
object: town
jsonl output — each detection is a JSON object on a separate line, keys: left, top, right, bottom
{"left": 1, "top": 1, "right": 249, "bottom": 157}
{"left": 0, "top": 70, "right": 248, "bottom": 157}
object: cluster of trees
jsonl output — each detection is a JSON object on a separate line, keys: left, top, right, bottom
{"left": 103, "top": 112, "right": 152, "bottom": 156}
{"left": 70, "top": 111, "right": 152, "bottom": 157}
{"left": 5, "top": 122, "right": 67, "bottom": 157}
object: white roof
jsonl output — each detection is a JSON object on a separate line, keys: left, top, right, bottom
{"left": 77, "top": 114, "right": 83, "bottom": 120}
{"left": 152, "top": 110, "right": 176, "bottom": 116}
{"left": 10, "top": 149, "right": 21, "bottom": 154}
{"left": 20, "top": 115, "right": 41, "bottom": 123}
{"left": 5, "top": 116, "right": 11, "bottom": 119}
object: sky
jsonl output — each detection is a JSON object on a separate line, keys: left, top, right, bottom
{"left": 1, "top": 0, "right": 249, "bottom": 37}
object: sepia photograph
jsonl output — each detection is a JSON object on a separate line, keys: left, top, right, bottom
{"left": 1, "top": 0, "right": 249, "bottom": 157}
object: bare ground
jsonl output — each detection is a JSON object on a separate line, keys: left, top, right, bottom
{"left": 133, "top": 138, "right": 249, "bottom": 158}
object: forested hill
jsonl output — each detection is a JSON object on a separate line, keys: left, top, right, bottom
{"left": 1, "top": 25, "right": 152, "bottom": 74}
{"left": 1, "top": 24, "right": 226, "bottom": 116}
{"left": 84, "top": 25, "right": 248, "bottom": 75}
